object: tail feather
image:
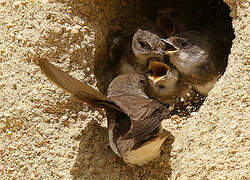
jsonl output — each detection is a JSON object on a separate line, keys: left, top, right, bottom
{"left": 38, "top": 58, "right": 117, "bottom": 108}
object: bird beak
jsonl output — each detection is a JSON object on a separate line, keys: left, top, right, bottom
{"left": 147, "top": 76, "right": 156, "bottom": 85}
{"left": 147, "top": 61, "right": 170, "bottom": 85}
{"left": 161, "top": 38, "right": 179, "bottom": 54}
{"left": 148, "top": 76, "right": 166, "bottom": 85}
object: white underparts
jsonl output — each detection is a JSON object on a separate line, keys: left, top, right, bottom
{"left": 109, "top": 126, "right": 121, "bottom": 157}
{"left": 123, "top": 131, "right": 168, "bottom": 166}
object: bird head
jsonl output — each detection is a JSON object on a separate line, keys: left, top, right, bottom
{"left": 146, "top": 61, "right": 179, "bottom": 91}
{"left": 161, "top": 31, "right": 208, "bottom": 75}
{"left": 132, "top": 29, "right": 166, "bottom": 64}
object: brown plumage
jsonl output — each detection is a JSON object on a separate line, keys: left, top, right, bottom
{"left": 162, "top": 30, "right": 230, "bottom": 95}
{"left": 108, "top": 29, "right": 167, "bottom": 75}
{"left": 38, "top": 58, "right": 169, "bottom": 166}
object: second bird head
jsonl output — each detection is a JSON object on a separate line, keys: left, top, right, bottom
{"left": 132, "top": 29, "right": 166, "bottom": 65}
{"left": 161, "top": 31, "right": 209, "bottom": 75}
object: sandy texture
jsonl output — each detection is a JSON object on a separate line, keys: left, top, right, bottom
{"left": 0, "top": 0, "right": 249, "bottom": 179}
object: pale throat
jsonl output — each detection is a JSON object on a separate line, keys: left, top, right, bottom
{"left": 173, "top": 49, "right": 205, "bottom": 75}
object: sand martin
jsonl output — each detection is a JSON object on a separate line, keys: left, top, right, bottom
{"left": 108, "top": 29, "right": 167, "bottom": 75}
{"left": 146, "top": 60, "right": 190, "bottom": 105}
{"left": 162, "top": 31, "right": 229, "bottom": 95}
{"left": 38, "top": 58, "right": 169, "bottom": 166}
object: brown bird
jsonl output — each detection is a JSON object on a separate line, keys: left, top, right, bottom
{"left": 108, "top": 29, "right": 167, "bottom": 75}
{"left": 38, "top": 58, "right": 169, "bottom": 166}
{"left": 146, "top": 60, "right": 190, "bottom": 105}
{"left": 162, "top": 30, "right": 229, "bottom": 95}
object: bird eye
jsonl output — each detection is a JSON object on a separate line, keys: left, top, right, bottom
{"left": 180, "top": 39, "right": 188, "bottom": 48}
{"left": 138, "top": 40, "right": 152, "bottom": 50}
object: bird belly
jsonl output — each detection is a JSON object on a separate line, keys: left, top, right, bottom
{"left": 123, "top": 134, "right": 168, "bottom": 166}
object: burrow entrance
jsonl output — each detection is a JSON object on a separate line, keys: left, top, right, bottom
{"left": 94, "top": 0, "right": 234, "bottom": 117}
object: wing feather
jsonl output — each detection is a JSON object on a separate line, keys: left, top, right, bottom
{"left": 38, "top": 58, "right": 118, "bottom": 109}
{"left": 107, "top": 73, "right": 168, "bottom": 140}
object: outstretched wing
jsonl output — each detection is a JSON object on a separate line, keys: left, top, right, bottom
{"left": 38, "top": 58, "right": 118, "bottom": 109}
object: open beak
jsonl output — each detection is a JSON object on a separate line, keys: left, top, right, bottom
{"left": 161, "top": 38, "right": 179, "bottom": 54}
{"left": 147, "top": 61, "right": 170, "bottom": 85}
{"left": 148, "top": 75, "right": 166, "bottom": 85}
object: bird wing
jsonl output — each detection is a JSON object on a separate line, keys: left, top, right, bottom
{"left": 110, "top": 95, "right": 168, "bottom": 139}
{"left": 107, "top": 73, "right": 168, "bottom": 139}
{"left": 129, "top": 98, "right": 168, "bottom": 138}
{"left": 37, "top": 58, "right": 119, "bottom": 109}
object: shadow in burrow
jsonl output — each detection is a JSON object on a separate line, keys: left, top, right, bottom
{"left": 93, "top": 0, "right": 234, "bottom": 93}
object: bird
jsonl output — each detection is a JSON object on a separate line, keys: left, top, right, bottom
{"left": 37, "top": 58, "right": 170, "bottom": 166}
{"left": 161, "top": 30, "right": 229, "bottom": 95}
{"left": 146, "top": 60, "right": 190, "bottom": 105}
{"left": 108, "top": 29, "right": 167, "bottom": 75}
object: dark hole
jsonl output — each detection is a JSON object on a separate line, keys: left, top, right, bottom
{"left": 158, "top": 16, "right": 174, "bottom": 34}
{"left": 95, "top": 0, "right": 234, "bottom": 118}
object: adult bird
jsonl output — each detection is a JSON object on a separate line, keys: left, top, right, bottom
{"left": 37, "top": 58, "right": 169, "bottom": 166}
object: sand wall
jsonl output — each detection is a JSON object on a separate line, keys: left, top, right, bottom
{"left": 0, "top": 0, "right": 249, "bottom": 179}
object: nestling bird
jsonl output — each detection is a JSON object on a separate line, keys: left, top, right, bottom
{"left": 161, "top": 31, "right": 229, "bottom": 95}
{"left": 108, "top": 29, "right": 167, "bottom": 75}
{"left": 38, "top": 58, "right": 169, "bottom": 166}
{"left": 146, "top": 60, "right": 190, "bottom": 105}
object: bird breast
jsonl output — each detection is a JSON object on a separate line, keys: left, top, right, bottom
{"left": 123, "top": 134, "right": 167, "bottom": 166}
